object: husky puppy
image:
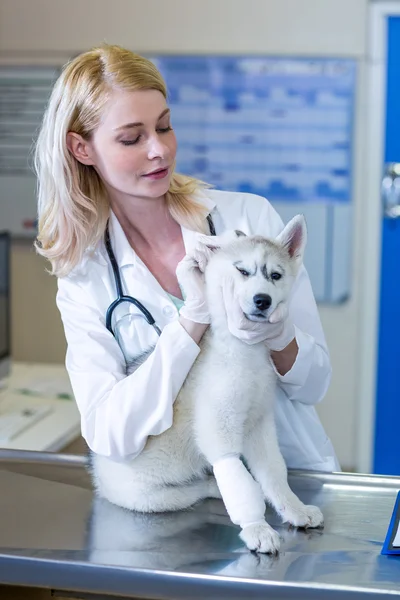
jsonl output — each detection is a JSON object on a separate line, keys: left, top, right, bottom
{"left": 91, "top": 215, "right": 324, "bottom": 554}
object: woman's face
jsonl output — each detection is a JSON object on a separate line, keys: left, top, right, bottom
{"left": 71, "top": 88, "right": 177, "bottom": 205}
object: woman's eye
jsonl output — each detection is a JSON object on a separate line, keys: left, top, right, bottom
{"left": 121, "top": 136, "right": 140, "bottom": 146}
{"left": 236, "top": 267, "right": 250, "bottom": 277}
{"left": 271, "top": 272, "right": 282, "bottom": 281}
{"left": 120, "top": 126, "right": 171, "bottom": 146}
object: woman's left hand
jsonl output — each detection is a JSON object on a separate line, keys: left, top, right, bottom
{"left": 222, "top": 279, "right": 296, "bottom": 350}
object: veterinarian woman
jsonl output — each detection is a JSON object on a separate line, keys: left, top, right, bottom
{"left": 35, "top": 44, "right": 340, "bottom": 473}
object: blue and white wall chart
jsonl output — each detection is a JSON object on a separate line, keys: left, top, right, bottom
{"left": 151, "top": 56, "right": 357, "bottom": 303}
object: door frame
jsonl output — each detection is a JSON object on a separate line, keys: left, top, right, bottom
{"left": 356, "top": 1, "right": 400, "bottom": 473}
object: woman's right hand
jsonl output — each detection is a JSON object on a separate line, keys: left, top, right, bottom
{"left": 176, "top": 248, "right": 211, "bottom": 343}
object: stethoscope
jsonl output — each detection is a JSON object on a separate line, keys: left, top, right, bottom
{"left": 105, "top": 213, "right": 216, "bottom": 338}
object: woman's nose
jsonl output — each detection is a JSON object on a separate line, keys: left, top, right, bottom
{"left": 147, "top": 135, "right": 168, "bottom": 160}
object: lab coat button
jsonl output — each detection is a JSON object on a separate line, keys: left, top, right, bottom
{"left": 163, "top": 305, "right": 175, "bottom": 318}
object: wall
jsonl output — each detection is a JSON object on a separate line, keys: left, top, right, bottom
{"left": 0, "top": 0, "right": 369, "bottom": 469}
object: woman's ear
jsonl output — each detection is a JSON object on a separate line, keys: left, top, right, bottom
{"left": 66, "top": 132, "right": 95, "bottom": 166}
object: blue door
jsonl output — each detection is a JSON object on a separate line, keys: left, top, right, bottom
{"left": 374, "top": 16, "right": 400, "bottom": 474}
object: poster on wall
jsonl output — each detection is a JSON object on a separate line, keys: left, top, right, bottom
{"left": 151, "top": 56, "right": 356, "bottom": 205}
{"left": 0, "top": 66, "right": 60, "bottom": 234}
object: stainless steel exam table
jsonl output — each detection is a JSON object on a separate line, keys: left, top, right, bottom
{"left": 0, "top": 449, "right": 400, "bottom": 599}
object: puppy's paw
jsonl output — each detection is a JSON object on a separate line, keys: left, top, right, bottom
{"left": 282, "top": 504, "right": 324, "bottom": 529}
{"left": 240, "top": 521, "right": 281, "bottom": 554}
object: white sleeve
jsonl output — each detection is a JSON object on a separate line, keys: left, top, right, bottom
{"left": 255, "top": 200, "right": 332, "bottom": 406}
{"left": 56, "top": 276, "right": 200, "bottom": 460}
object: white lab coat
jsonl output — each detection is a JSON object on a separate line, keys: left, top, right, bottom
{"left": 57, "top": 189, "right": 340, "bottom": 472}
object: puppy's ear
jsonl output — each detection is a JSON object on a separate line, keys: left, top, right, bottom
{"left": 192, "top": 234, "right": 225, "bottom": 272}
{"left": 194, "top": 229, "right": 247, "bottom": 272}
{"left": 197, "top": 229, "right": 243, "bottom": 252}
{"left": 276, "top": 215, "right": 307, "bottom": 264}
{"left": 196, "top": 234, "right": 223, "bottom": 254}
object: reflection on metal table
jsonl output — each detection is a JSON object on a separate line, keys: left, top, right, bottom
{"left": 0, "top": 449, "right": 399, "bottom": 599}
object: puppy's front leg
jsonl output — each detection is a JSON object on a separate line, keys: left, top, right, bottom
{"left": 244, "top": 417, "right": 324, "bottom": 529}
{"left": 195, "top": 397, "right": 280, "bottom": 553}
{"left": 212, "top": 454, "right": 281, "bottom": 554}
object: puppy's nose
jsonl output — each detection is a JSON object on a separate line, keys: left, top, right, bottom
{"left": 253, "top": 294, "right": 272, "bottom": 311}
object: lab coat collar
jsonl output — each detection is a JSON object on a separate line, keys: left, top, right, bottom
{"left": 181, "top": 191, "right": 217, "bottom": 255}
{"left": 98, "top": 192, "right": 217, "bottom": 269}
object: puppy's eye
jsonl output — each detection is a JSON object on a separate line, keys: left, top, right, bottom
{"left": 236, "top": 267, "right": 250, "bottom": 277}
{"left": 271, "top": 272, "right": 282, "bottom": 281}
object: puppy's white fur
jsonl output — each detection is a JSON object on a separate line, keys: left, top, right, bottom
{"left": 91, "top": 215, "right": 324, "bottom": 554}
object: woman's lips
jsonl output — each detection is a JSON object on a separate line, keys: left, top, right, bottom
{"left": 142, "top": 167, "right": 169, "bottom": 180}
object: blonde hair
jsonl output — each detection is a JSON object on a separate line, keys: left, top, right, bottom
{"left": 34, "top": 44, "right": 211, "bottom": 277}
